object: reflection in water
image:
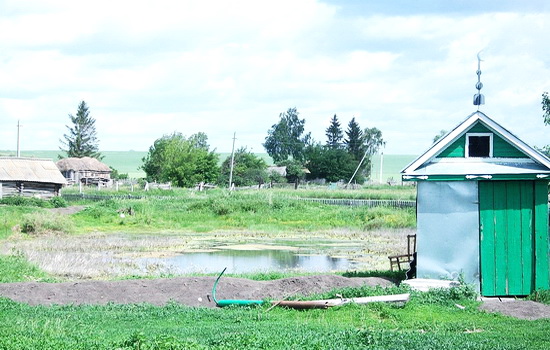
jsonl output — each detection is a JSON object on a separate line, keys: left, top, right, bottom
{"left": 140, "top": 249, "right": 357, "bottom": 274}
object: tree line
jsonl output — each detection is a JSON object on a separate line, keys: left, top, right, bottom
{"left": 263, "top": 107, "right": 384, "bottom": 185}
{"left": 60, "top": 94, "right": 550, "bottom": 187}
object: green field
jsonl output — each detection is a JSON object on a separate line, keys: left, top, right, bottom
{"left": 370, "top": 154, "right": 416, "bottom": 184}
{"left": 0, "top": 150, "right": 415, "bottom": 182}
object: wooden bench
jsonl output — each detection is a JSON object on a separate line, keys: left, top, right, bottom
{"left": 388, "top": 234, "right": 416, "bottom": 271}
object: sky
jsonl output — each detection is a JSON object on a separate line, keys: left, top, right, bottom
{"left": 1, "top": 0, "right": 550, "bottom": 155}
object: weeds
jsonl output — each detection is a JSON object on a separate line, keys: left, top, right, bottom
{"left": 527, "top": 290, "right": 550, "bottom": 305}
{"left": 0, "top": 253, "right": 56, "bottom": 282}
{"left": 20, "top": 212, "right": 75, "bottom": 235}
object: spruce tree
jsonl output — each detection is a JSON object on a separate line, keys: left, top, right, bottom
{"left": 60, "top": 101, "right": 102, "bottom": 159}
{"left": 344, "top": 117, "right": 363, "bottom": 160}
{"left": 325, "top": 114, "right": 343, "bottom": 149}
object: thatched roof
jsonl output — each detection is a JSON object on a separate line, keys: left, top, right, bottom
{"left": 0, "top": 157, "right": 67, "bottom": 184}
{"left": 56, "top": 157, "right": 111, "bottom": 172}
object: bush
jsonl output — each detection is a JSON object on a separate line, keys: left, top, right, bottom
{"left": 0, "top": 196, "right": 50, "bottom": 207}
{"left": 21, "top": 212, "right": 75, "bottom": 235}
{"left": 49, "top": 196, "right": 68, "bottom": 208}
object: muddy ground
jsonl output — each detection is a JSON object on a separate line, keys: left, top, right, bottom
{"left": 1, "top": 275, "right": 550, "bottom": 320}
{"left": 0, "top": 275, "right": 393, "bottom": 307}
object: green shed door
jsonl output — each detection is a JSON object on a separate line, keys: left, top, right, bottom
{"left": 479, "top": 181, "right": 549, "bottom": 296}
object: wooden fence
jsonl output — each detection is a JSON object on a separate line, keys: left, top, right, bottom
{"left": 62, "top": 193, "right": 416, "bottom": 209}
{"left": 295, "top": 198, "right": 416, "bottom": 208}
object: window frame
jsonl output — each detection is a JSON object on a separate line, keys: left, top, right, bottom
{"left": 465, "top": 132, "right": 493, "bottom": 158}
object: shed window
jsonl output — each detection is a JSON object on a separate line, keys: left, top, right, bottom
{"left": 466, "top": 133, "right": 492, "bottom": 158}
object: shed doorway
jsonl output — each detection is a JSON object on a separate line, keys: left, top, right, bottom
{"left": 479, "top": 181, "right": 547, "bottom": 296}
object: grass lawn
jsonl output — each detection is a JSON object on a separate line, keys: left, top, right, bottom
{"left": 0, "top": 294, "right": 548, "bottom": 349}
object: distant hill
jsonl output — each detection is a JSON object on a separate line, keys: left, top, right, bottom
{"left": 0, "top": 150, "right": 415, "bottom": 182}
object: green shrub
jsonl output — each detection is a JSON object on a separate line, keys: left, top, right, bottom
{"left": 48, "top": 196, "right": 68, "bottom": 208}
{"left": 0, "top": 196, "right": 50, "bottom": 207}
{"left": 21, "top": 212, "right": 75, "bottom": 235}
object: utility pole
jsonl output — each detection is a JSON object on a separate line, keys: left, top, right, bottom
{"left": 346, "top": 149, "right": 369, "bottom": 188}
{"left": 379, "top": 150, "right": 384, "bottom": 184}
{"left": 16, "top": 120, "right": 22, "bottom": 157}
{"left": 228, "top": 132, "right": 236, "bottom": 190}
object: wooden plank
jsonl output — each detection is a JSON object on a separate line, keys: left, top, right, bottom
{"left": 534, "top": 181, "right": 550, "bottom": 290}
{"left": 274, "top": 294, "right": 411, "bottom": 309}
{"left": 519, "top": 181, "right": 534, "bottom": 294}
{"left": 493, "top": 181, "right": 508, "bottom": 295}
{"left": 506, "top": 181, "right": 522, "bottom": 295}
{"left": 479, "top": 181, "right": 496, "bottom": 296}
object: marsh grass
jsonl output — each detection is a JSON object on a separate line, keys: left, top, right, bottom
{"left": 1, "top": 233, "right": 191, "bottom": 279}
{"left": 2, "top": 228, "right": 414, "bottom": 279}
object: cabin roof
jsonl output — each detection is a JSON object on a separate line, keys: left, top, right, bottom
{"left": 0, "top": 157, "right": 67, "bottom": 184}
{"left": 56, "top": 157, "right": 111, "bottom": 172}
{"left": 402, "top": 111, "right": 550, "bottom": 179}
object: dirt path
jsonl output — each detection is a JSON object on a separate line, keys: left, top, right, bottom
{"left": 0, "top": 275, "right": 394, "bottom": 307}
{"left": 479, "top": 299, "right": 550, "bottom": 320}
{"left": 48, "top": 205, "right": 86, "bottom": 215}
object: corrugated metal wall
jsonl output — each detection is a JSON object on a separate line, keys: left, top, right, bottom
{"left": 416, "top": 181, "right": 481, "bottom": 289}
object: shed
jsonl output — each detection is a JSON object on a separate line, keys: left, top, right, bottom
{"left": 0, "top": 157, "right": 66, "bottom": 198}
{"left": 56, "top": 157, "right": 111, "bottom": 185}
{"left": 402, "top": 111, "right": 550, "bottom": 296}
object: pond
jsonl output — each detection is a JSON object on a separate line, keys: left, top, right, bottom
{"left": 139, "top": 248, "right": 359, "bottom": 274}
{"left": 2, "top": 229, "right": 414, "bottom": 278}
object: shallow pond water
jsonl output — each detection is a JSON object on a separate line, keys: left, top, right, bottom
{"left": 139, "top": 248, "right": 359, "bottom": 274}
{"left": 3, "top": 229, "right": 414, "bottom": 278}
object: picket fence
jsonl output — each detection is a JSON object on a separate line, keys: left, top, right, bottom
{"left": 62, "top": 193, "right": 416, "bottom": 209}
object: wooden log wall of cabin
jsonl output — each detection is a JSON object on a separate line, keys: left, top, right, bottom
{"left": 22, "top": 182, "right": 60, "bottom": 198}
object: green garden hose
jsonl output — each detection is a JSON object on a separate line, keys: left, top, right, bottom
{"left": 212, "top": 267, "right": 265, "bottom": 307}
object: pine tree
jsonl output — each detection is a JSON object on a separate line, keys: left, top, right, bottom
{"left": 60, "top": 101, "right": 102, "bottom": 159}
{"left": 325, "top": 114, "right": 343, "bottom": 149}
{"left": 344, "top": 117, "right": 363, "bottom": 160}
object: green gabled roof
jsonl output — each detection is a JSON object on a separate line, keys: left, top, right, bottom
{"left": 438, "top": 123, "right": 526, "bottom": 158}
{"left": 402, "top": 111, "right": 550, "bottom": 181}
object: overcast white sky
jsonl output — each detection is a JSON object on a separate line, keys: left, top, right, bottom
{"left": 1, "top": 0, "right": 549, "bottom": 155}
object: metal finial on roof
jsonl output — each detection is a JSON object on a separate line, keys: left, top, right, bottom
{"left": 473, "top": 51, "right": 485, "bottom": 109}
